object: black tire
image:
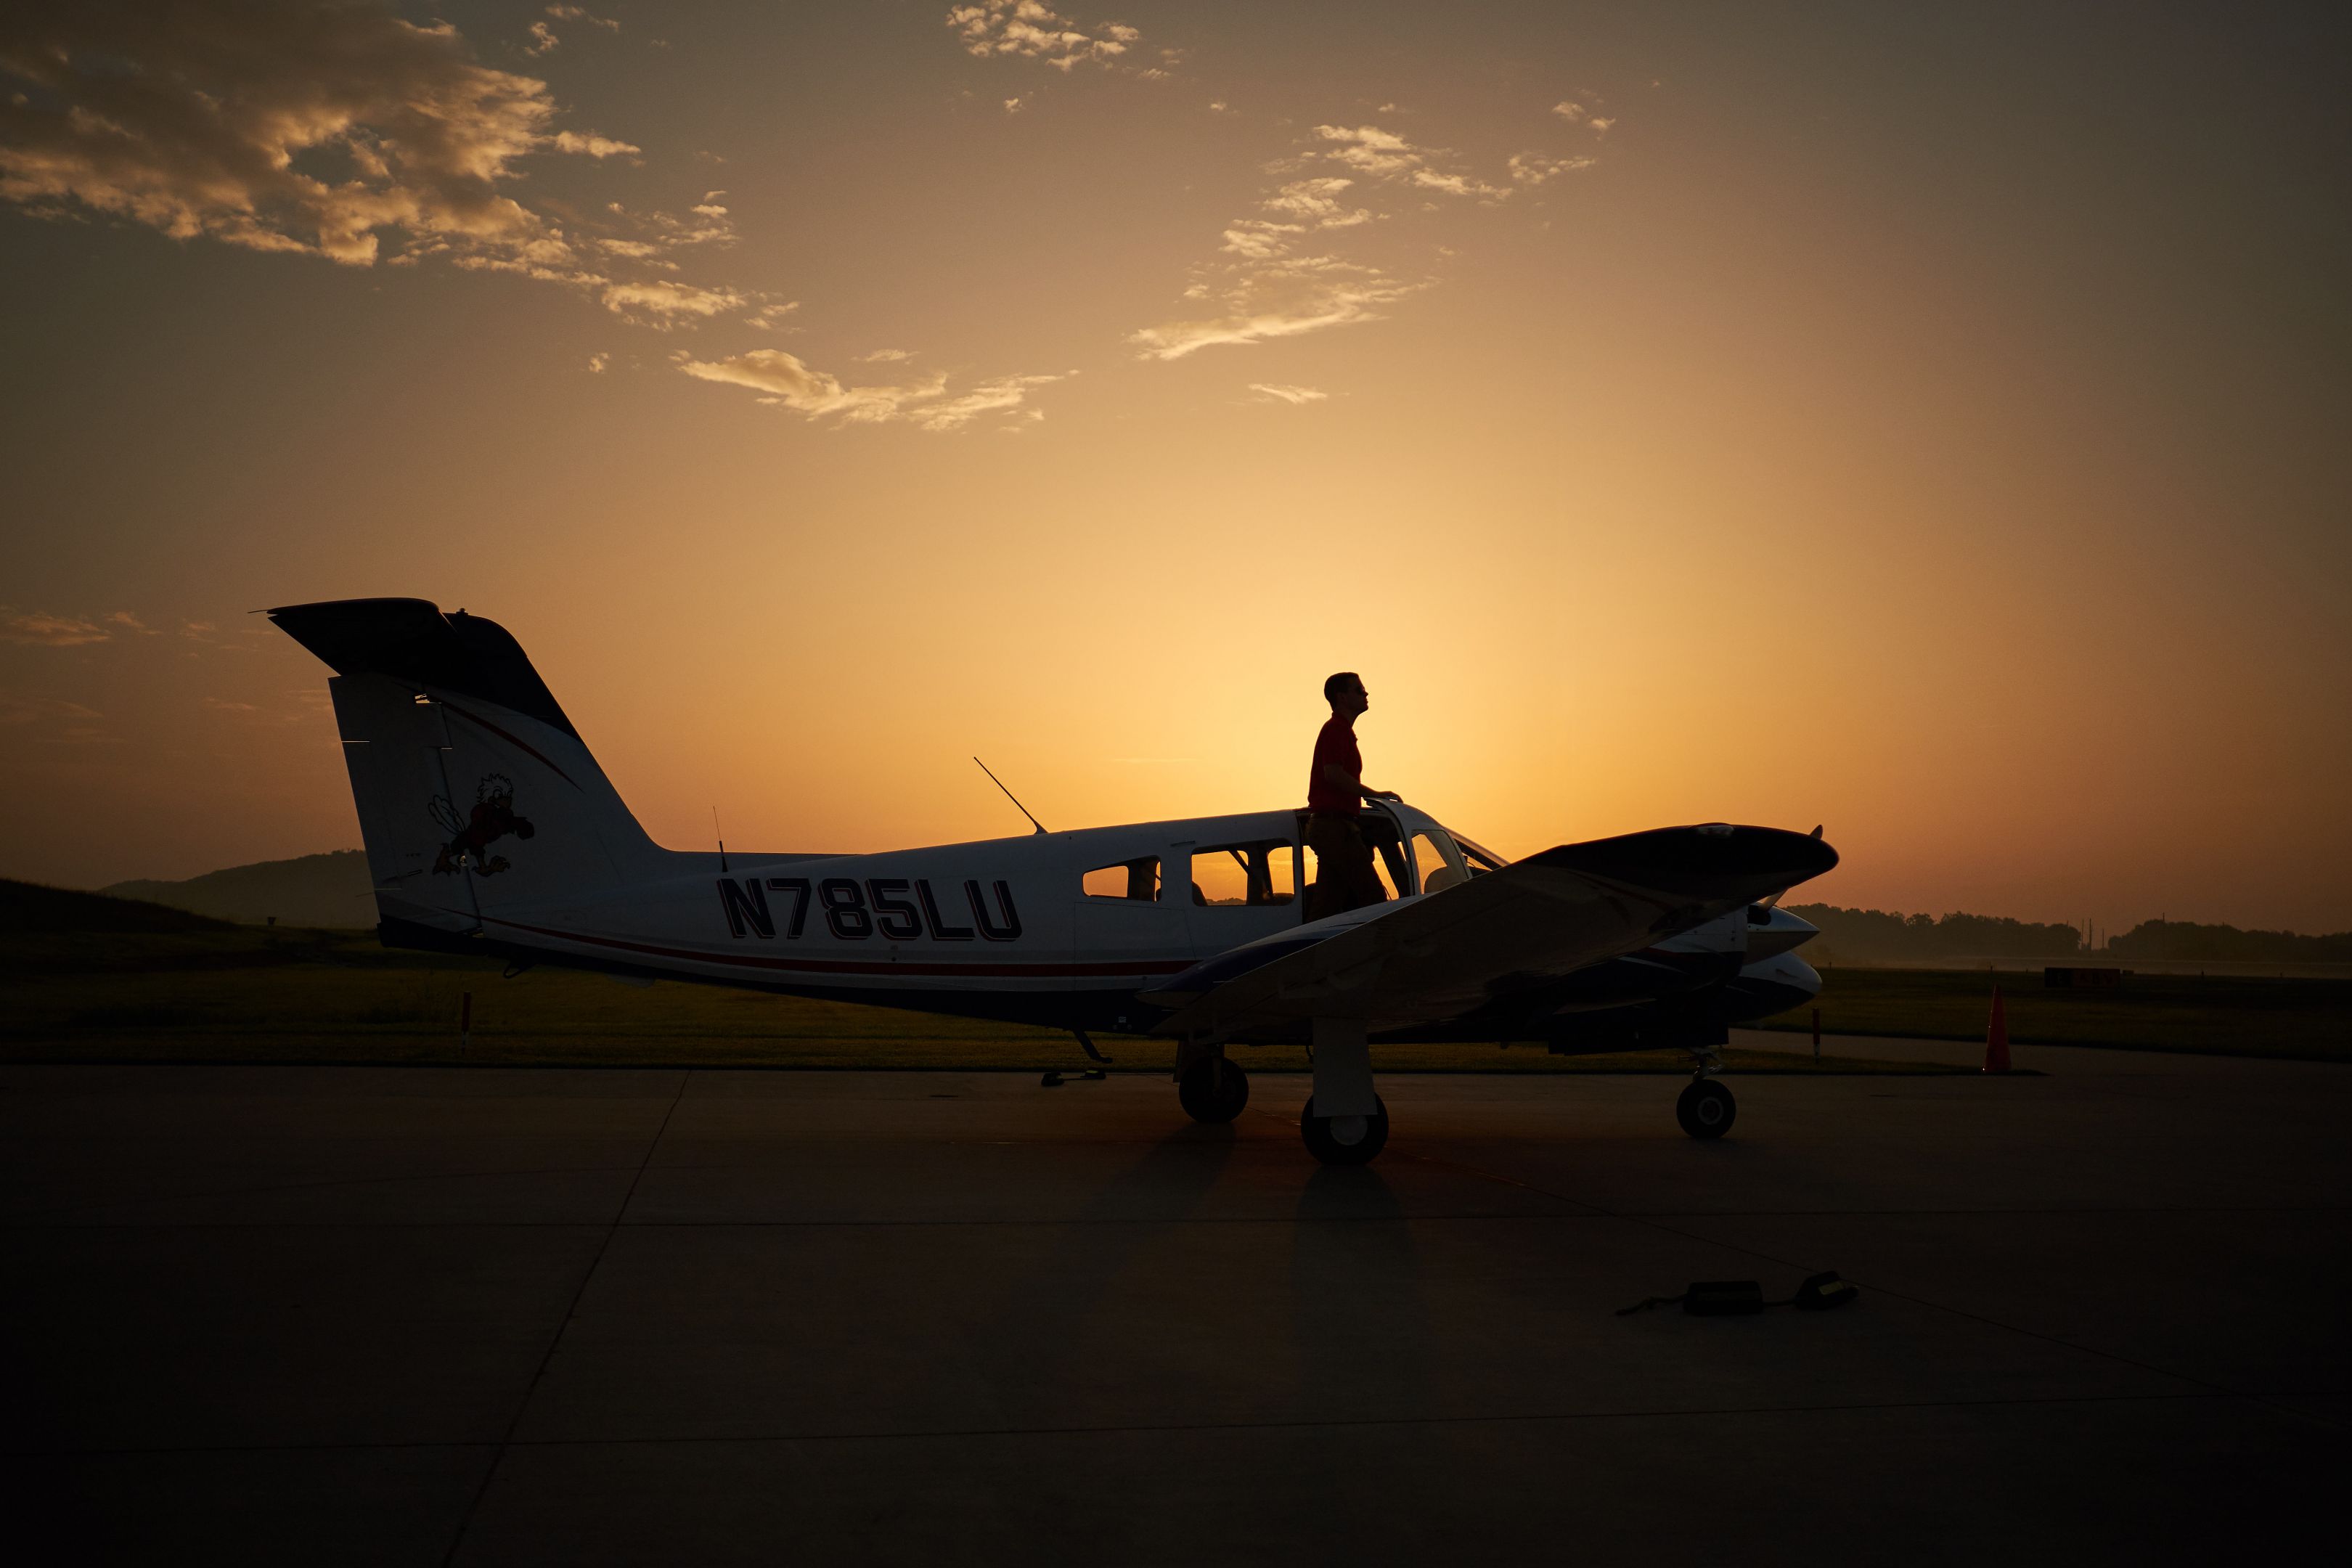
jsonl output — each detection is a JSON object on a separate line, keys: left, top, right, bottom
{"left": 1177, "top": 1058, "right": 1250, "bottom": 1123}
{"left": 1676, "top": 1077, "right": 1736, "bottom": 1140}
{"left": 1300, "top": 1094, "right": 1389, "bottom": 1164}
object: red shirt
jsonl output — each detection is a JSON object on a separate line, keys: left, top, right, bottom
{"left": 1307, "top": 716, "right": 1361, "bottom": 813}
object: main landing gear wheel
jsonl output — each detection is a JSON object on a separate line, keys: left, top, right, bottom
{"left": 1301, "top": 1094, "right": 1389, "bottom": 1165}
{"left": 1177, "top": 1058, "right": 1250, "bottom": 1124}
{"left": 1676, "top": 1078, "right": 1736, "bottom": 1140}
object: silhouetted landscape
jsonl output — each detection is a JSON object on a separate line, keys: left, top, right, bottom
{"left": 85, "top": 854, "right": 2352, "bottom": 969}
{"left": 8, "top": 876, "right": 2343, "bottom": 1066}
{"left": 1789, "top": 904, "right": 2352, "bottom": 966}
{"left": 102, "top": 849, "right": 372, "bottom": 928}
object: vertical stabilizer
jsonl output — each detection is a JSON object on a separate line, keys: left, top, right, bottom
{"left": 273, "top": 599, "right": 664, "bottom": 935}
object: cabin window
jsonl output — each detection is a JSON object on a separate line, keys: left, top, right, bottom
{"left": 1265, "top": 844, "right": 1303, "bottom": 902}
{"left": 1188, "top": 841, "right": 1296, "bottom": 907}
{"left": 1410, "top": 829, "right": 1465, "bottom": 894}
{"left": 1363, "top": 813, "right": 1407, "bottom": 899}
{"left": 1082, "top": 856, "right": 1161, "bottom": 901}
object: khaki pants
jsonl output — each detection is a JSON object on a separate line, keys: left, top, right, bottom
{"left": 1304, "top": 813, "right": 1386, "bottom": 922}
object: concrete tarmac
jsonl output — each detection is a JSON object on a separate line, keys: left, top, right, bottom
{"left": 4, "top": 1048, "right": 2347, "bottom": 1564}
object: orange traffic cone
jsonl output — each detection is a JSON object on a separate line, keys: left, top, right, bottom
{"left": 1983, "top": 985, "right": 2012, "bottom": 1074}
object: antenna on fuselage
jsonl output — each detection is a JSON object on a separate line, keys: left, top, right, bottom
{"left": 973, "top": 757, "right": 1048, "bottom": 836}
{"left": 713, "top": 807, "right": 728, "bottom": 873}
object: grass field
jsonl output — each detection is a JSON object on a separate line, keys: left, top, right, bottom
{"left": 0, "top": 925, "right": 1942, "bottom": 1074}
{"left": 4, "top": 921, "right": 2344, "bottom": 1070}
{"left": 1757, "top": 964, "right": 2352, "bottom": 1061}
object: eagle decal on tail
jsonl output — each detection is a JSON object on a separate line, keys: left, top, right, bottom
{"left": 428, "top": 773, "right": 536, "bottom": 877}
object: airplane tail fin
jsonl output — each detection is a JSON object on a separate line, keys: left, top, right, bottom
{"left": 271, "top": 598, "right": 666, "bottom": 937}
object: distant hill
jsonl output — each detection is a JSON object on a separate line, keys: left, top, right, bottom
{"left": 1, "top": 878, "right": 236, "bottom": 934}
{"left": 103, "top": 849, "right": 375, "bottom": 929}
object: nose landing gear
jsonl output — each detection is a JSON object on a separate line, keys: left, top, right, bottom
{"left": 1301, "top": 1094, "right": 1389, "bottom": 1164}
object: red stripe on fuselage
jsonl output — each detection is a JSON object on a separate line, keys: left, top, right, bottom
{"left": 478, "top": 915, "right": 1193, "bottom": 980}
{"left": 439, "top": 700, "right": 580, "bottom": 790}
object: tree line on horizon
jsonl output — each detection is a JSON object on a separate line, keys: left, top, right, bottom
{"left": 1785, "top": 905, "right": 2352, "bottom": 965}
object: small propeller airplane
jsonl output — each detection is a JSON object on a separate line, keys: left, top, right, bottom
{"left": 274, "top": 598, "right": 1838, "bottom": 1165}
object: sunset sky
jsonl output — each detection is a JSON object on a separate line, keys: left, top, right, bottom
{"left": 3, "top": 1, "right": 2346, "bottom": 933}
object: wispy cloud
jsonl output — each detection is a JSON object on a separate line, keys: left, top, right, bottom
{"left": 679, "top": 348, "right": 937, "bottom": 421}
{"left": 1551, "top": 98, "right": 1615, "bottom": 133}
{"left": 528, "top": 5, "right": 621, "bottom": 57}
{"left": 550, "top": 130, "right": 639, "bottom": 159}
{"left": 0, "top": 695, "right": 102, "bottom": 724}
{"left": 1262, "top": 177, "right": 1374, "bottom": 229}
{"left": 0, "top": 4, "right": 635, "bottom": 265}
{"left": 1315, "top": 124, "right": 1422, "bottom": 178}
{"left": 600, "top": 279, "right": 748, "bottom": 324}
{"left": 947, "top": 4, "right": 1143, "bottom": 72}
{"left": 592, "top": 194, "right": 737, "bottom": 257}
{"left": 1313, "top": 125, "right": 1505, "bottom": 199}
{"left": 0, "top": 693, "right": 109, "bottom": 743}
{"left": 912, "top": 374, "right": 1067, "bottom": 432}
{"left": 1, "top": 611, "right": 112, "bottom": 647}
{"left": 1508, "top": 152, "right": 1597, "bottom": 186}
{"left": 1133, "top": 89, "right": 1619, "bottom": 365}
{"left": 1129, "top": 259, "right": 1416, "bottom": 361}
{"left": 678, "top": 349, "right": 1066, "bottom": 431}
{"left": 1131, "top": 117, "right": 1491, "bottom": 362}
{"left": 0, "top": 2, "right": 755, "bottom": 330}
{"left": 1249, "top": 383, "right": 1328, "bottom": 405}
{"left": 1220, "top": 220, "right": 1304, "bottom": 259}
{"left": 1410, "top": 169, "right": 1506, "bottom": 198}
{"left": 586, "top": 352, "right": 610, "bottom": 373}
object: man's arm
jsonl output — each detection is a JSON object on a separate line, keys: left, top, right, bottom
{"left": 1319, "top": 759, "right": 1398, "bottom": 801}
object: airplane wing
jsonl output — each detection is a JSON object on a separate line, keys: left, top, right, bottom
{"left": 1143, "top": 823, "right": 1837, "bottom": 1040}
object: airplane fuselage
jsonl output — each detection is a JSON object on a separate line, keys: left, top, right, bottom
{"left": 387, "top": 801, "right": 1821, "bottom": 1048}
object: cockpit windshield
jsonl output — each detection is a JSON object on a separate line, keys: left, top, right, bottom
{"left": 1408, "top": 827, "right": 1462, "bottom": 894}
{"left": 1450, "top": 834, "right": 1511, "bottom": 875}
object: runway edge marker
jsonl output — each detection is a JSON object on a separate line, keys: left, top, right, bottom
{"left": 1983, "top": 984, "right": 2011, "bottom": 1074}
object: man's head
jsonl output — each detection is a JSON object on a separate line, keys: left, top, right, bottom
{"left": 1323, "top": 671, "right": 1368, "bottom": 718}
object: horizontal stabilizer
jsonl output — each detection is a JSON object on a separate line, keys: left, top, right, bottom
{"left": 269, "top": 598, "right": 576, "bottom": 739}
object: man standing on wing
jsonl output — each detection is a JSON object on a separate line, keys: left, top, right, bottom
{"left": 1304, "top": 671, "right": 1397, "bottom": 920}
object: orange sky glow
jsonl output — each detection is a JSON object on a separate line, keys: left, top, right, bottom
{"left": 2, "top": 2, "right": 2347, "bottom": 933}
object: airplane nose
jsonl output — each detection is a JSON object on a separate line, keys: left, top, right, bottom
{"left": 1744, "top": 906, "right": 1819, "bottom": 960}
